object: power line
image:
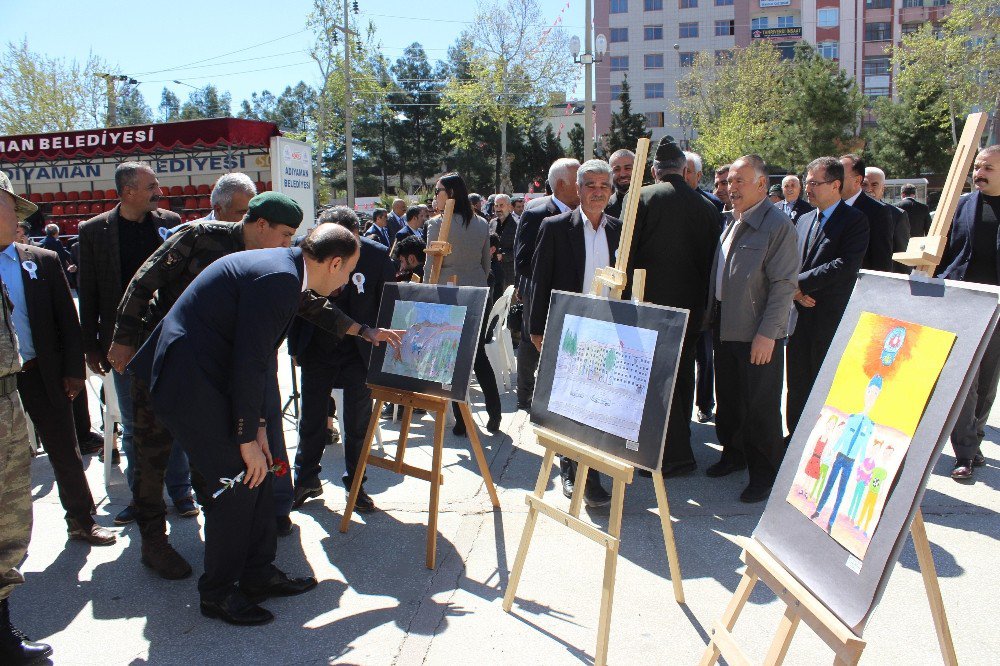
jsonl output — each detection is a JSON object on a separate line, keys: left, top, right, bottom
{"left": 142, "top": 61, "right": 315, "bottom": 84}
{"left": 133, "top": 29, "right": 310, "bottom": 76}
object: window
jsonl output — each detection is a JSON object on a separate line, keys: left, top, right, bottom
{"left": 902, "top": 0, "right": 922, "bottom": 6}
{"left": 644, "top": 53, "right": 664, "bottom": 69}
{"left": 679, "top": 51, "right": 695, "bottom": 67}
{"left": 714, "top": 49, "right": 732, "bottom": 64}
{"left": 679, "top": 22, "right": 699, "bottom": 38}
{"left": 817, "top": 8, "right": 839, "bottom": 28}
{"left": 644, "top": 0, "right": 663, "bottom": 9}
{"left": 715, "top": 0, "right": 733, "bottom": 5}
{"left": 645, "top": 82, "right": 665, "bottom": 99}
{"left": 776, "top": 15, "right": 798, "bottom": 28}
{"left": 863, "top": 56, "right": 891, "bottom": 76}
{"left": 610, "top": 0, "right": 628, "bottom": 12}
{"left": 902, "top": 22, "right": 922, "bottom": 35}
{"left": 818, "top": 41, "right": 839, "bottom": 60}
{"left": 751, "top": 17, "right": 769, "bottom": 31}
{"left": 930, "top": 0, "right": 950, "bottom": 6}
{"left": 610, "top": 84, "right": 623, "bottom": 100}
{"left": 715, "top": 20, "right": 735, "bottom": 36}
{"left": 644, "top": 112, "right": 664, "bottom": 128}
{"left": 610, "top": 55, "right": 629, "bottom": 71}
{"left": 865, "top": 0, "right": 891, "bottom": 8}
{"left": 644, "top": 25, "right": 664, "bottom": 40}
{"left": 777, "top": 42, "right": 796, "bottom": 60}
{"left": 610, "top": 28, "right": 629, "bottom": 42}
{"left": 864, "top": 22, "right": 892, "bottom": 41}
{"left": 680, "top": 0, "right": 697, "bottom": 8}
{"left": 865, "top": 87, "right": 891, "bottom": 98}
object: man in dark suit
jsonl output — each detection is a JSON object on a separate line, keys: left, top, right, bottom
{"left": 840, "top": 154, "right": 893, "bottom": 272}
{"left": 863, "top": 166, "right": 911, "bottom": 273}
{"left": 897, "top": 183, "right": 931, "bottom": 238}
{"left": 937, "top": 144, "right": 1000, "bottom": 481}
{"left": 393, "top": 205, "right": 429, "bottom": 247}
{"left": 128, "top": 224, "right": 363, "bottom": 625}
{"left": 387, "top": 199, "right": 407, "bottom": 239}
{"left": 491, "top": 194, "right": 517, "bottom": 293}
{"left": 289, "top": 207, "right": 396, "bottom": 514}
{"left": 0, "top": 185, "right": 115, "bottom": 548}
{"left": 529, "top": 160, "right": 621, "bottom": 506}
{"left": 78, "top": 161, "right": 191, "bottom": 525}
{"left": 362, "top": 208, "right": 393, "bottom": 247}
{"left": 685, "top": 151, "right": 725, "bottom": 213}
{"left": 779, "top": 175, "right": 814, "bottom": 222}
{"left": 785, "top": 157, "right": 869, "bottom": 437}
{"left": 604, "top": 148, "right": 634, "bottom": 219}
{"left": 512, "top": 158, "right": 580, "bottom": 410}
{"left": 627, "top": 137, "right": 721, "bottom": 477}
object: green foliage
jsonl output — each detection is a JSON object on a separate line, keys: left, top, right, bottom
{"left": 864, "top": 87, "right": 955, "bottom": 177}
{"left": 600, "top": 75, "right": 650, "bottom": 156}
{"left": 604, "top": 349, "right": 617, "bottom": 374}
{"left": 568, "top": 123, "right": 585, "bottom": 162}
{"left": 179, "top": 85, "right": 232, "bottom": 120}
{"left": 114, "top": 86, "right": 152, "bottom": 127}
{"left": 237, "top": 82, "right": 317, "bottom": 138}
{"left": 158, "top": 88, "right": 180, "bottom": 123}
{"left": 561, "top": 330, "right": 578, "bottom": 356}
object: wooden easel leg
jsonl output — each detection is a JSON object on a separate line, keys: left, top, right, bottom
{"left": 459, "top": 402, "right": 500, "bottom": 507}
{"left": 426, "top": 405, "right": 447, "bottom": 569}
{"left": 911, "top": 509, "right": 959, "bottom": 666}
{"left": 568, "top": 462, "right": 590, "bottom": 517}
{"left": 763, "top": 605, "right": 801, "bottom": 665}
{"left": 594, "top": 477, "right": 627, "bottom": 666}
{"left": 651, "top": 474, "right": 685, "bottom": 604}
{"left": 502, "top": 448, "right": 556, "bottom": 612}
{"left": 339, "top": 399, "right": 383, "bottom": 533}
{"left": 394, "top": 406, "right": 414, "bottom": 473}
{"left": 698, "top": 569, "right": 759, "bottom": 666}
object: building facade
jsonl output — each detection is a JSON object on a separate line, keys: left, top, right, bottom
{"left": 595, "top": 0, "right": 951, "bottom": 149}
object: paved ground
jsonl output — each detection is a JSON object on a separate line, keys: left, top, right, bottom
{"left": 14, "top": 351, "right": 1000, "bottom": 665}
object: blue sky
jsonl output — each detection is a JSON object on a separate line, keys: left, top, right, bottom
{"left": 4, "top": 0, "right": 584, "bottom": 112}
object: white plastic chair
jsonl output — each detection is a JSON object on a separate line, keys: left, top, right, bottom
{"left": 483, "top": 286, "right": 516, "bottom": 392}
{"left": 85, "top": 369, "right": 120, "bottom": 490}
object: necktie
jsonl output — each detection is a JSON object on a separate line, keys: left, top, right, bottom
{"left": 807, "top": 212, "right": 824, "bottom": 254}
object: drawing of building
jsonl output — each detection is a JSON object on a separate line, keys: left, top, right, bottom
{"left": 558, "top": 339, "right": 653, "bottom": 394}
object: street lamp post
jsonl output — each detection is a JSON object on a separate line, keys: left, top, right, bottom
{"left": 569, "top": 0, "right": 607, "bottom": 161}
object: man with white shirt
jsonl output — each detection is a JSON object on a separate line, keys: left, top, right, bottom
{"left": 780, "top": 174, "right": 814, "bottom": 222}
{"left": 529, "top": 159, "right": 620, "bottom": 507}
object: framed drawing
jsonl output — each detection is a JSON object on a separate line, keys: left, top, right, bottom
{"left": 530, "top": 291, "right": 688, "bottom": 472}
{"left": 367, "top": 282, "right": 489, "bottom": 402}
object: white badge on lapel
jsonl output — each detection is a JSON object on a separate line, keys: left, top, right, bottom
{"left": 21, "top": 260, "right": 38, "bottom": 280}
{"left": 158, "top": 227, "right": 169, "bottom": 240}
{"left": 352, "top": 273, "right": 366, "bottom": 294}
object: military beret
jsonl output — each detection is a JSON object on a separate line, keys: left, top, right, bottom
{"left": 247, "top": 192, "right": 303, "bottom": 229}
{"left": 653, "top": 135, "right": 685, "bottom": 164}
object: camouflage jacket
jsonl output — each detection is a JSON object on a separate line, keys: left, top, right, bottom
{"left": 113, "top": 221, "right": 357, "bottom": 347}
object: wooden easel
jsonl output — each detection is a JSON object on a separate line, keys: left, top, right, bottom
{"left": 502, "top": 138, "right": 686, "bottom": 666}
{"left": 340, "top": 197, "right": 501, "bottom": 569}
{"left": 703, "top": 113, "right": 989, "bottom": 665}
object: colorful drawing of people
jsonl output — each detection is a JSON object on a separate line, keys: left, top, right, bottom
{"left": 806, "top": 416, "right": 838, "bottom": 500}
{"left": 811, "top": 374, "right": 883, "bottom": 533}
{"left": 857, "top": 467, "right": 888, "bottom": 534}
{"left": 847, "top": 440, "right": 881, "bottom": 522}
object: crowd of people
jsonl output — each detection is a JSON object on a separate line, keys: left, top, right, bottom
{"left": 0, "top": 135, "right": 998, "bottom": 661}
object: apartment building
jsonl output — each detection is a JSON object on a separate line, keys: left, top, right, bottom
{"left": 595, "top": 0, "right": 951, "bottom": 146}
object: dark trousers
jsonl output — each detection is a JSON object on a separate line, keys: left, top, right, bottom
{"left": 516, "top": 313, "right": 540, "bottom": 406}
{"left": 454, "top": 330, "right": 502, "bottom": 424}
{"left": 714, "top": 335, "right": 787, "bottom": 490}
{"left": 264, "top": 368, "right": 292, "bottom": 517}
{"left": 785, "top": 311, "right": 838, "bottom": 437}
{"left": 295, "top": 355, "right": 371, "bottom": 489}
{"left": 16, "top": 365, "right": 95, "bottom": 526}
{"left": 695, "top": 329, "right": 715, "bottom": 414}
{"left": 662, "top": 328, "right": 699, "bottom": 468}
{"left": 951, "top": 323, "right": 1000, "bottom": 459}
{"left": 72, "top": 390, "right": 94, "bottom": 439}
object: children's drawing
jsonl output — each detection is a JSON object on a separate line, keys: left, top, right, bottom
{"left": 381, "top": 300, "right": 467, "bottom": 385}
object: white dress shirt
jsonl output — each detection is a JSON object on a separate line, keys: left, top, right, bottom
{"left": 580, "top": 209, "right": 611, "bottom": 296}
{"left": 844, "top": 191, "right": 861, "bottom": 207}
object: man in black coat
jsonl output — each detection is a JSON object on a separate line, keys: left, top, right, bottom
{"left": 840, "top": 154, "right": 893, "bottom": 272}
{"left": 530, "top": 160, "right": 622, "bottom": 506}
{"left": 785, "top": 157, "right": 869, "bottom": 437}
{"left": 626, "top": 137, "right": 721, "bottom": 477}
{"left": 864, "top": 166, "right": 911, "bottom": 273}
{"left": 604, "top": 148, "right": 634, "bottom": 219}
{"left": 289, "top": 207, "right": 396, "bottom": 514}
{"left": 897, "top": 183, "right": 932, "bottom": 238}
{"left": 512, "top": 157, "right": 580, "bottom": 410}
{"left": 778, "top": 175, "right": 814, "bottom": 222}
{"left": 128, "top": 225, "right": 362, "bottom": 625}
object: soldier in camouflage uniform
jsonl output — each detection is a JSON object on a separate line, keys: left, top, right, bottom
{"left": 107, "top": 192, "right": 380, "bottom": 579}
{"left": 0, "top": 176, "right": 52, "bottom": 664}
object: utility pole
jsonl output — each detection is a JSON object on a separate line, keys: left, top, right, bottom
{"left": 344, "top": 0, "right": 355, "bottom": 208}
{"left": 95, "top": 73, "right": 125, "bottom": 126}
{"left": 583, "top": 0, "right": 593, "bottom": 160}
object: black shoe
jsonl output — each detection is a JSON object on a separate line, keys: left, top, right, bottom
{"left": 662, "top": 460, "right": 697, "bottom": 478}
{"left": 241, "top": 570, "right": 318, "bottom": 603}
{"left": 327, "top": 427, "right": 340, "bottom": 446}
{"left": 113, "top": 505, "right": 136, "bottom": 525}
{"left": 174, "top": 497, "right": 199, "bottom": 517}
{"left": 706, "top": 459, "right": 747, "bottom": 478}
{"left": 77, "top": 431, "right": 103, "bottom": 455}
{"left": 453, "top": 422, "right": 467, "bottom": 437}
{"left": 739, "top": 484, "right": 771, "bottom": 504}
{"left": 559, "top": 458, "right": 575, "bottom": 499}
{"left": 637, "top": 469, "right": 652, "bottom": 478}
{"left": 516, "top": 400, "right": 531, "bottom": 411}
{"left": 972, "top": 452, "right": 986, "bottom": 467}
{"left": 276, "top": 516, "right": 293, "bottom": 537}
{"left": 583, "top": 474, "right": 611, "bottom": 508}
{"left": 97, "top": 446, "right": 120, "bottom": 464}
{"left": 951, "top": 458, "right": 975, "bottom": 480}
{"left": 291, "top": 483, "right": 322, "bottom": 510}
{"left": 696, "top": 410, "right": 713, "bottom": 424}
{"left": 200, "top": 591, "right": 273, "bottom": 626}
{"left": 0, "top": 599, "right": 52, "bottom": 665}
{"left": 486, "top": 416, "right": 501, "bottom": 433}
{"left": 354, "top": 486, "right": 377, "bottom": 513}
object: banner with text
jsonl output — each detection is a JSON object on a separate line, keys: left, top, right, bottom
{"left": 270, "top": 137, "right": 315, "bottom": 228}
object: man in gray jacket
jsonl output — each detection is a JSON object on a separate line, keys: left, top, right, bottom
{"left": 705, "top": 155, "right": 799, "bottom": 503}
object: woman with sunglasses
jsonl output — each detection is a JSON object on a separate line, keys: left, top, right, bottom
{"left": 428, "top": 173, "right": 502, "bottom": 435}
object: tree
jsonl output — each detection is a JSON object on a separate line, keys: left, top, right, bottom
{"left": 0, "top": 39, "right": 115, "bottom": 133}
{"left": 115, "top": 85, "right": 152, "bottom": 126}
{"left": 238, "top": 82, "right": 317, "bottom": 137}
{"left": 179, "top": 85, "right": 232, "bottom": 120}
{"left": 568, "top": 123, "right": 585, "bottom": 163}
{"left": 864, "top": 85, "right": 955, "bottom": 177}
{"left": 769, "top": 43, "right": 862, "bottom": 173}
{"left": 159, "top": 88, "right": 180, "bottom": 122}
{"left": 674, "top": 42, "right": 785, "bottom": 168}
{"left": 600, "top": 75, "right": 650, "bottom": 155}
{"left": 441, "top": 0, "right": 577, "bottom": 192}
{"left": 390, "top": 43, "right": 445, "bottom": 189}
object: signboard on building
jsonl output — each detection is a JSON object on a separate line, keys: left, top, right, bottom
{"left": 760, "top": 0, "right": 792, "bottom": 7}
{"left": 269, "top": 136, "right": 315, "bottom": 227}
{"left": 751, "top": 26, "right": 803, "bottom": 40}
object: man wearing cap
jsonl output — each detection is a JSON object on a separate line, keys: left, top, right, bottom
{"left": 768, "top": 184, "right": 784, "bottom": 204}
{"left": 625, "top": 137, "right": 721, "bottom": 478}
{"left": 0, "top": 176, "right": 54, "bottom": 664}
{"left": 78, "top": 161, "right": 186, "bottom": 525}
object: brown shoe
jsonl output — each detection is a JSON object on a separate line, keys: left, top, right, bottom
{"left": 67, "top": 520, "right": 116, "bottom": 546}
{"left": 141, "top": 537, "right": 192, "bottom": 580}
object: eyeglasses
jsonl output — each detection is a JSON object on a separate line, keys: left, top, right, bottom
{"left": 804, "top": 180, "right": 835, "bottom": 188}
{"left": 434, "top": 187, "right": 446, "bottom": 194}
